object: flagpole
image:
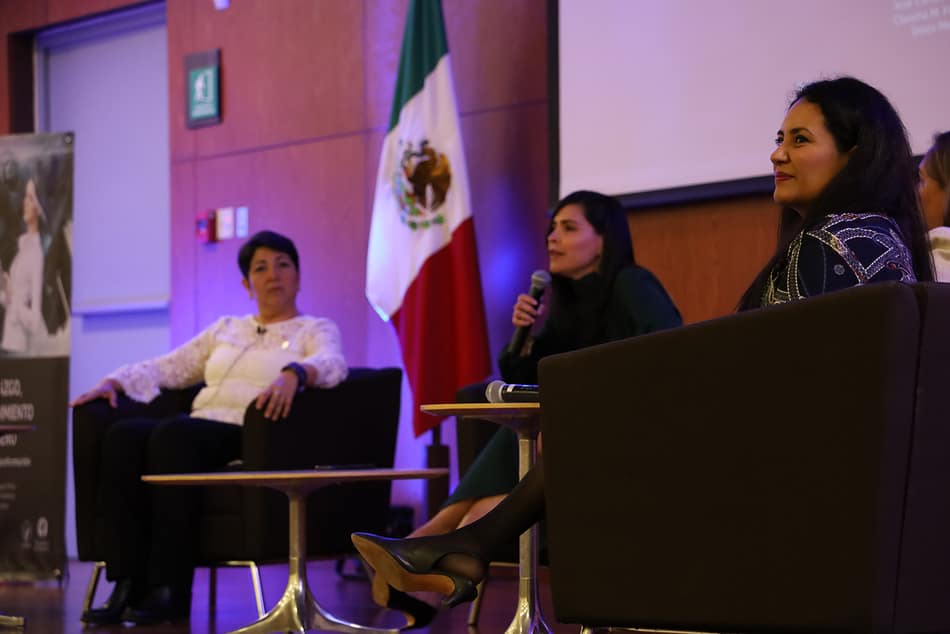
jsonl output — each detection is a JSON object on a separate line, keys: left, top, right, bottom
{"left": 425, "top": 423, "right": 449, "bottom": 519}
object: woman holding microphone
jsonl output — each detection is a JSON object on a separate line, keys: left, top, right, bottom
{"left": 373, "top": 189, "right": 682, "bottom": 626}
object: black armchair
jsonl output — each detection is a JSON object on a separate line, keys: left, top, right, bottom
{"left": 539, "top": 282, "right": 950, "bottom": 633}
{"left": 72, "top": 367, "right": 402, "bottom": 616}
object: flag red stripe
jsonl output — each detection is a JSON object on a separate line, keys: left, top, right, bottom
{"left": 392, "top": 217, "right": 492, "bottom": 437}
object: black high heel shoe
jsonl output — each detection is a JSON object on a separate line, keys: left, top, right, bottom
{"left": 371, "top": 571, "right": 437, "bottom": 629}
{"left": 81, "top": 577, "right": 137, "bottom": 625}
{"left": 352, "top": 532, "right": 484, "bottom": 608}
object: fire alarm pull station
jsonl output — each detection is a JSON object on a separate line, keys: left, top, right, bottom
{"left": 196, "top": 209, "right": 217, "bottom": 243}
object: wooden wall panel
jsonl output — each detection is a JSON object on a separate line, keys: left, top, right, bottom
{"left": 363, "top": 0, "right": 548, "bottom": 131}
{"left": 364, "top": 0, "right": 408, "bottom": 130}
{"left": 169, "top": 160, "right": 196, "bottom": 341}
{"left": 47, "top": 0, "right": 134, "bottom": 24}
{"left": 444, "top": 0, "right": 547, "bottom": 112}
{"left": 175, "top": 0, "right": 366, "bottom": 159}
{"left": 165, "top": 0, "right": 193, "bottom": 161}
{"left": 184, "top": 135, "right": 370, "bottom": 363}
{"left": 630, "top": 196, "right": 780, "bottom": 324}
{"left": 460, "top": 103, "right": 550, "bottom": 360}
{"left": 0, "top": 0, "right": 48, "bottom": 33}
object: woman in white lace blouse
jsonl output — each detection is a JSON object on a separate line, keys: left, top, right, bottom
{"left": 72, "top": 230, "right": 347, "bottom": 626}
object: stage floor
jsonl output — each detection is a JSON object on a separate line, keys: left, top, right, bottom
{"left": 0, "top": 558, "right": 578, "bottom": 633}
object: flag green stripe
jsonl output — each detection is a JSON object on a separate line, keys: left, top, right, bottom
{"left": 387, "top": 0, "right": 449, "bottom": 132}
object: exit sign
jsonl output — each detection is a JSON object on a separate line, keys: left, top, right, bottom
{"left": 185, "top": 49, "right": 221, "bottom": 128}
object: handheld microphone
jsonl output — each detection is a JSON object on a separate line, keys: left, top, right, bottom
{"left": 485, "top": 380, "right": 540, "bottom": 403}
{"left": 508, "top": 269, "right": 551, "bottom": 354}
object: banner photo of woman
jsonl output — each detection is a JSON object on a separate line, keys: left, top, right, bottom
{"left": 0, "top": 131, "right": 72, "bottom": 580}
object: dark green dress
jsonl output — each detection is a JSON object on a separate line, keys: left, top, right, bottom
{"left": 445, "top": 265, "right": 682, "bottom": 506}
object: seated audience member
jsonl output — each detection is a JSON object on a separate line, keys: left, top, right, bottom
{"left": 373, "top": 190, "right": 681, "bottom": 627}
{"left": 919, "top": 131, "right": 950, "bottom": 280}
{"left": 72, "top": 230, "right": 347, "bottom": 626}
{"left": 351, "top": 76, "right": 934, "bottom": 608}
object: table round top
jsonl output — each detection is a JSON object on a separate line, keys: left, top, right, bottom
{"left": 420, "top": 402, "right": 539, "bottom": 419}
{"left": 142, "top": 467, "right": 448, "bottom": 490}
{"left": 421, "top": 402, "right": 542, "bottom": 436}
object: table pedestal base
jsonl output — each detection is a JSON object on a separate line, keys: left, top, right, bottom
{"left": 503, "top": 432, "right": 552, "bottom": 634}
{"left": 504, "top": 560, "right": 552, "bottom": 634}
{"left": 228, "top": 490, "right": 397, "bottom": 634}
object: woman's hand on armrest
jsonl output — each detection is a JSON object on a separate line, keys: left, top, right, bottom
{"left": 70, "top": 378, "right": 122, "bottom": 408}
{"left": 255, "top": 363, "right": 319, "bottom": 421}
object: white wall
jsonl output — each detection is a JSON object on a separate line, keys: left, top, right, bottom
{"left": 37, "top": 3, "right": 171, "bottom": 557}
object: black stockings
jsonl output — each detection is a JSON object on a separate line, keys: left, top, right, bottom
{"left": 429, "top": 455, "right": 546, "bottom": 580}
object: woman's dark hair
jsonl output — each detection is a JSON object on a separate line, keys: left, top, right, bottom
{"left": 237, "top": 230, "right": 299, "bottom": 279}
{"left": 548, "top": 189, "right": 635, "bottom": 275}
{"left": 924, "top": 131, "right": 950, "bottom": 226}
{"left": 544, "top": 190, "right": 635, "bottom": 336}
{"left": 739, "top": 76, "right": 934, "bottom": 309}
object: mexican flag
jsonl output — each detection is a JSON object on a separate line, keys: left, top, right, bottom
{"left": 366, "top": 0, "right": 492, "bottom": 437}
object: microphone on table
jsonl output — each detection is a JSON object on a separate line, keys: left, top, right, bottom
{"left": 508, "top": 269, "right": 551, "bottom": 354}
{"left": 485, "top": 380, "right": 540, "bottom": 403}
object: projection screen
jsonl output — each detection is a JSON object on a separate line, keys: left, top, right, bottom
{"left": 557, "top": 0, "right": 950, "bottom": 203}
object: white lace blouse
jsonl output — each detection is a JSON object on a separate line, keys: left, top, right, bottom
{"left": 107, "top": 315, "right": 347, "bottom": 424}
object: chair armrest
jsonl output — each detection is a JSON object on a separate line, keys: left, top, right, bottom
{"left": 72, "top": 384, "right": 203, "bottom": 461}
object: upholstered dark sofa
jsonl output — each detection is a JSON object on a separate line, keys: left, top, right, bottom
{"left": 539, "top": 282, "right": 950, "bottom": 633}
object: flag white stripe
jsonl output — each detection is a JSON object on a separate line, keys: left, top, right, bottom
{"left": 366, "top": 54, "right": 473, "bottom": 320}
